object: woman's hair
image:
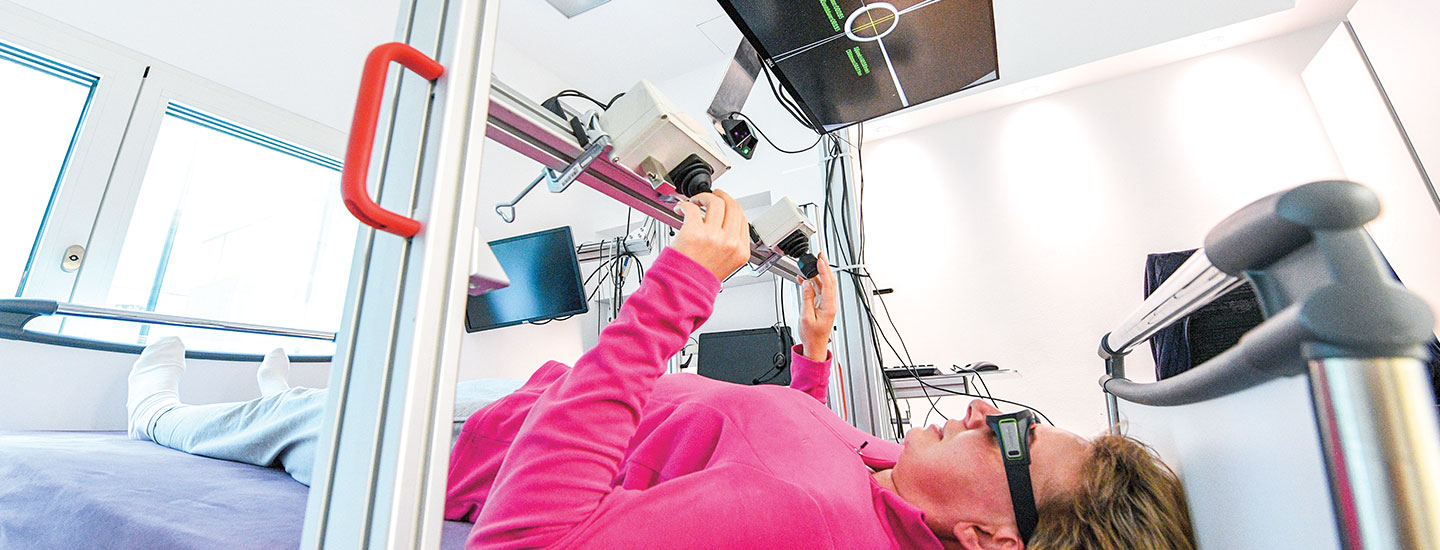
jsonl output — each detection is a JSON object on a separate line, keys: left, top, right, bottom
{"left": 1027, "top": 434, "right": 1196, "bottom": 550}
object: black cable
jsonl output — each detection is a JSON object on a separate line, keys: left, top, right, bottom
{"left": 874, "top": 292, "right": 915, "bottom": 369}
{"left": 826, "top": 137, "right": 1057, "bottom": 427}
{"left": 855, "top": 123, "right": 867, "bottom": 264}
{"left": 753, "top": 348, "right": 788, "bottom": 385}
{"left": 900, "top": 380, "right": 1056, "bottom": 427}
{"left": 773, "top": 275, "right": 783, "bottom": 327}
{"left": 757, "top": 55, "right": 817, "bottom": 131}
{"left": 822, "top": 133, "right": 903, "bottom": 435}
{"left": 821, "top": 133, "right": 935, "bottom": 435}
{"left": 727, "top": 111, "right": 823, "bottom": 154}
{"left": 954, "top": 365, "right": 1000, "bottom": 409}
{"left": 551, "top": 89, "right": 625, "bottom": 110}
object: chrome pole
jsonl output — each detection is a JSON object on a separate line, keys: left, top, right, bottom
{"left": 1309, "top": 357, "right": 1440, "bottom": 550}
{"left": 1104, "top": 250, "right": 1243, "bottom": 356}
{"left": 54, "top": 303, "right": 336, "bottom": 341}
{"left": 1104, "top": 354, "right": 1124, "bottom": 431}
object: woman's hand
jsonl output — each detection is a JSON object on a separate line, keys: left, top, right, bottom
{"left": 671, "top": 190, "right": 753, "bottom": 282}
{"left": 798, "top": 252, "right": 837, "bottom": 361}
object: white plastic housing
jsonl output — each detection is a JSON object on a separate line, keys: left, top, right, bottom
{"left": 603, "top": 81, "right": 732, "bottom": 184}
{"left": 752, "top": 197, "right": 816, "bottom": 249}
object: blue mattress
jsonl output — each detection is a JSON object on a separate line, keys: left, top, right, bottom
{"left": 0, "top": 431, "right": 473, "bottom": 549}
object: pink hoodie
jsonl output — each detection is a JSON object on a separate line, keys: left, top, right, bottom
{"left": 446, "top": 249, "right": 942, "bottom": 549}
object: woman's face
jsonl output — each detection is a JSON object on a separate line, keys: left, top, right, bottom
{"left": 890, "top": 400, "right": 1091, "bottom": 533}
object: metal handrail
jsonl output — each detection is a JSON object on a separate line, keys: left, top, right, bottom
{"left": 53, "top": 302, "right": 336, "bottom": 341}
{"left": 0, "top": 298, "right": 335, "bottom": 341}
{"left": 1099, "top": 249, "right": 1244, "bottom": 357}
{"left": 0, "top": 298, "right": 335, "bottom": 362}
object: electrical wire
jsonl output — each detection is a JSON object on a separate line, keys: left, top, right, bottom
{"left": 820, "top": 131, "right": 1059, "bottom": 433}
{"left": 756, "top": 54, "right": 817, "bottom": 131}
{"left": 821, "top": 133, "right": 922, "bottom": 438}
{"left": 954, "top": 365, "right": 1000, "bottom": 409}
{"left": 551, "top": 89, "right": 625, "bottom": 110}
{"left": 904, "top": 380, "right": 1056, "bottom": 427}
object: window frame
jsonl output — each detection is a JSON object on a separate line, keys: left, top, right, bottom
{"left": 70, "top": 63, "right": 347, "bottom": 313}
{"left": 0, "top": 4, "right": 147, "bottom": 305}
{"left": 0, "top": 3, "right": 351, "bottom": 340}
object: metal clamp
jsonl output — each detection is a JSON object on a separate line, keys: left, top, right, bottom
{"left": 748, "top": 249, "right": 785, "bottom": 276}
{"left": 495, "top": 133, "right": 612, "bottom": 223}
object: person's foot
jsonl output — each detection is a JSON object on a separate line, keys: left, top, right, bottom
{"left": 126, "top": 336, "right": 186, "bottom": 441}
{"left": 256, "top": 348, "right": 291, "bottom": 397}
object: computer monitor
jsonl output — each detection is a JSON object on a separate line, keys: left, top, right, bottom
{"left": 697, "top": 326, "right": 794, "bottom": 386}
{"left": 464, "top": 227, "right": 588, "bottom": 332}
{"left": 717, "top": 0, "right": 999, "bottom": 131}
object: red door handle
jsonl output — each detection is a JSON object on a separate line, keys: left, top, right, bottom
{"left": 341, "top": 42, "right": 445, "bottom": 238}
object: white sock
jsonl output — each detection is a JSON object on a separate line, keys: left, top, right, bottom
{"left": 127, "top": 336, "right": 186, "bottom": 441}
{"left": 256, "top": 348, "right": 292, "bottom": 397}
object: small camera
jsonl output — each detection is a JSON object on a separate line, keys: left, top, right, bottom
{"left": 720, "top": 118, "right": 758, "bottom": 160}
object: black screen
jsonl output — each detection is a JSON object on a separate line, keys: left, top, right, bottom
{"left": 464, "top": 227, "right": 588, "bottom": 332}
{"left": 718, "top": 0, "right": 999, "bottom": 131}
{"left": 697, "top": 327, "right": 793, "bottom": 386}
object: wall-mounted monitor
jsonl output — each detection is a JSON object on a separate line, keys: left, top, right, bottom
{"left": 717, "top": 0, "right": 999, "bottom": 131}
{"left": 464, "top": 227, "right": 588, "bottom": 332}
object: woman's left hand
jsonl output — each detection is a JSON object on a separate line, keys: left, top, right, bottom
{"left": 798, "top": 253, "right": 837, "bottom": 361}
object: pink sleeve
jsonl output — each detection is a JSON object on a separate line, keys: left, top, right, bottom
{"left": 787, "top": 344, "right": 833, "bottom": 404}
{"left": 467, "top": 248, "right": 721, "bottom": 549}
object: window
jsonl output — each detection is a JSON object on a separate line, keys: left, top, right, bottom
{"left": 73, "top": 106, "right": 353, "bottom": 355}
{"left": 1, "top": 11, "right": 353, "bottom": 355}
{"left": 0, "top": 42, "right": 96, "bottom": 297}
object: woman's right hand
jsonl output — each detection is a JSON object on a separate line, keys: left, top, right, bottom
{"left": 671, "top": 190, "right": 752, "bottom": 282}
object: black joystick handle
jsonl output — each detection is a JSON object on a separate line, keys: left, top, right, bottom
{"left": 667, "top": 154, "right": 715, "bottom": 197}
{"left": 796, "top": 253, "right": 820, "bottom": 279}
{"left": 777, "top": 231, "right": 820, "bottom": 279}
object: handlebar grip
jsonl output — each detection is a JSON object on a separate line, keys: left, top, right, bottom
{"left": 340, "top": 42, "right": 444, "bottom": 238}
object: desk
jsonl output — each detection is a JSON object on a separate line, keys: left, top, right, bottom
{"left": 887, "top": 370, "right": 1019, "bottom": 400}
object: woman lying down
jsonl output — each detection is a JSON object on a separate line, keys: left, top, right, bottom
{"left": 126, "top": 190, "right": 1195, "bottom": 550}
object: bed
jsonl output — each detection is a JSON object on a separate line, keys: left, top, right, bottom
{"left": 0, "top": 430, "right": 476, "bottom": 549}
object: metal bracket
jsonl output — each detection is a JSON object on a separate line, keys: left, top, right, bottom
{"left": 494, "top": 127, "right": 612, "bottom": 223}
{"left": 748, "top": 249, "right": 785, "bottom": 276}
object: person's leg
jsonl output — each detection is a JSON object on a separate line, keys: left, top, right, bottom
{"left": 126, "top": 336, "right": 185, "bottom": 441}
{"left": 151, "top": 387, "right": 326, "bottom": 485}
{"left": 126, "top": 337, "right": 326, "bottom": 486}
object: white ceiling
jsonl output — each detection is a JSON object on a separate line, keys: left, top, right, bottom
{"left": 493, "top": 0, "right": 740, "bottom": 98}
{"left": 495, "top": 0, "right": 1359, "bottom": 138}
{"left": 14, "top": 0, "right": 1359, "bottom": 140}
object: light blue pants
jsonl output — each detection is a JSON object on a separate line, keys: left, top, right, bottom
{"left": 152, "top": 388, "right": 325, "bottom": 486}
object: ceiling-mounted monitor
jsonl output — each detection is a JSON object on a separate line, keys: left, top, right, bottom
{"left": 716, "top": 0, "right": 999, "bottom": 132}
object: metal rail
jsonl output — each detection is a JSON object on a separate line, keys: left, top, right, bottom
{"left": 484, "top": 80, "right": 805, "bottom": 282}
{"left": 54, "top": 302, "right": 336, "bottom": 341}
{"left": 1099, "top": 249, "right": 1243, "bottom": 357}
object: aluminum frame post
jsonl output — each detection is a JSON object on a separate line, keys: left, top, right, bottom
{"left": 822, "top": 131, "right": 894, "bottom": 440}
{"left": 302, "top": 0, "right": 501, "bottom": 548}
{"left": 1103, "top": 354, "right": 1124, "bottom": 430}
{"left": 1309, "top": 357, "right": 1440, "bottom": 550}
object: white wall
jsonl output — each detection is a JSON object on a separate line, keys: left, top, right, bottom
{"left": 1302, "top": 6, "right": 1440, "bottom": 312}
{"left": 0, "top": 341, "right": 330, "bottom": 430}
{"left": 858, "top": 25, "right": 1349, "bottom": 437}
{"left": 1348, "top": 0, "right": 1440, "bottom": 202}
